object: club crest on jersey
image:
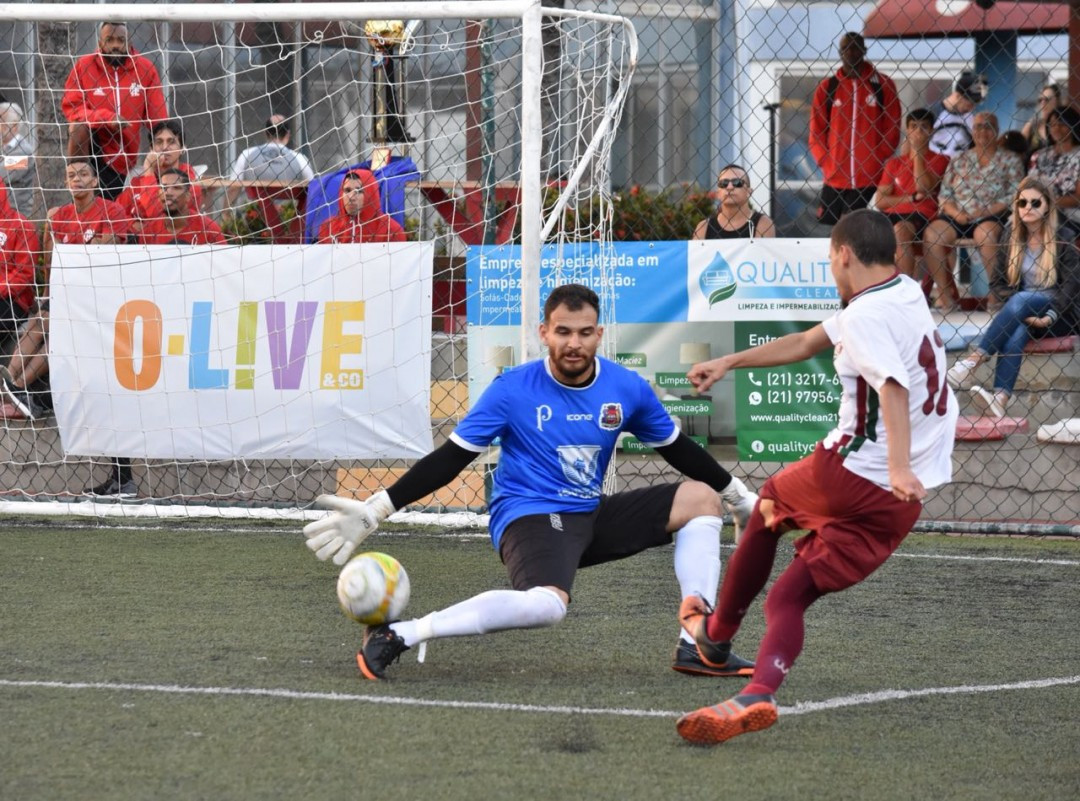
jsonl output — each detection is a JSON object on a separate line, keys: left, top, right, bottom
{"left": 129, "top": 82, "right": 143, "bottom": 97}
{"left": 556, "top": 445, "right": 601, "bottom": 487}
{"left": 0, "top": 231, "right": 7, "bottom": 248}
{"left": 598, "top": 403, "right": 623, "bottom": 430}
{"left": 83, "top": 228, "right": 96, "bottom": 243}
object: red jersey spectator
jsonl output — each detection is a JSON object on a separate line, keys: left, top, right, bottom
{"left": 138, "top": 168, "right": 224, "bottom": 245}
{"left": 874, "top": 108, "right": 951, "bottom": 278}
{"left": 0, "top": 183, "right": 40, "bottom": 347}
{"left": 116, "top": 119, "right": 203, "bottom": 235}
{"left": 44, "top": 159, "right": 128, "bottom": 285}
{"left": 62, "top": 21, "right": 169, "bottom": 200}
{"left": 317, "top": 169, "right": 406, "bottom": 244}
{"left": 809, "top": 32, "right": 901, "bottom": 226}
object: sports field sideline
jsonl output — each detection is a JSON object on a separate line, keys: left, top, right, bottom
{"left": 2, "top": 521, "right": 1078, "bottom": 800}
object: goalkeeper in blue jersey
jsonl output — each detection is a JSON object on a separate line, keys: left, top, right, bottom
{"left": 303, "top": 283, "right": 758, "bottom": 681}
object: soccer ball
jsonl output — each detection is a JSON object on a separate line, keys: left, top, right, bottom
{"left": 336, "top": 552, "right": 410, "bottom": 625}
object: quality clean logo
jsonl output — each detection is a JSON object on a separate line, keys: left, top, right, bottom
{"left": 699, "top": 253, "right": 737, "bottom": 306}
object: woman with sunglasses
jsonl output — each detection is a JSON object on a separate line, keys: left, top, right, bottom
{"left": 946, "top": 178, "right": 1080, "bottom": 417}
{"left": 693, "top": 165, "right": 775, "bottom": 240}
{"left": 1021, "top": 84, "right": 1063, "bottom": 157}
{"left": 1028, "top": 105, "right": 1080, "bottom": 242}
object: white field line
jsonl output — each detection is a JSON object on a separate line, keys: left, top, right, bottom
{"left": 892, "top": 552, "right": 1080, "bottom": 567}
{"left": 2, "top": 675, "right": 1078, "bottom": 720}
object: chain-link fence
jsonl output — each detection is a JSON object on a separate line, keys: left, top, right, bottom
{"left": 0, "top": 3, "right": 1075, "bottom": 530}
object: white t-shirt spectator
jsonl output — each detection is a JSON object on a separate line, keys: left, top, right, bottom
{"left": 229, "top": 142, "right": 314, "bottom": 184}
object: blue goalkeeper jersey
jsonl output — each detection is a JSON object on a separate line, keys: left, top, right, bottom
{"left": 450, "top": 356, "right": 678, "bottom": 548}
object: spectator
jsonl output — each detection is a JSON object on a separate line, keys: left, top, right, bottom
{"left": 874, "top": 108, "right": 950, "bottom": 278}
{"left": 945, "top": 178, "right": 1080, "bottom": 418}
{"left": 929, "top": 71, "right": 986, "bottom": 159}
{"left": 923, "top": 111, "right": 1023, "bottom": 311}
{"left": 0, "top": 159, "right": 128, "bottom": 423}
{"left": 0, "top": 186, "right": 39, "bottom": 361}
{"left": 999, "top": 130, "right": 1030, "bottom": 168}
{"left": 0, "top": 102, "right": 37, "bottom": 217}
{"left": 225, "top": 114, "right": 314, "bottom": 213}
{"left": 692, "top": 164, "right": 775, "bottom": 239}
{"left": 1022, "top": 83, "right": 1064, "bottom": 157}
{"left": 1029, "top": 105, "right": 1080, "bottom": 242}
{"left": 316, "top": 168, "right": 406, "bottom": 243}
{"left": 62, "top": 21, "right": 169, "bottom": 201}
{"left": 116, "top": 119, "right": 203, "bottom": 237}
{"left": 138, "top": 169, "right": 223, "bottom": 245}
{"left": 808, "top": 32, "right": 901, "bottom": 226}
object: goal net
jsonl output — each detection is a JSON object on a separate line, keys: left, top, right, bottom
{"left": 0, "top": 2, "right": 636, "bottom": 517}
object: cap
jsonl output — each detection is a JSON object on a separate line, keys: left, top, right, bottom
{"left": 955, "top": 72, "right": 987, "bottom": 103}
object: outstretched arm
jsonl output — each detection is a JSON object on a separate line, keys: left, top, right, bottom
{"left": 878, "top": 378, "right": 925, "bottom": 503}
{"left": 688, "top": 323, "right": 832, "bottom": 393}
{"left": 304, "top": 440, "right": 478, "bottom": 563}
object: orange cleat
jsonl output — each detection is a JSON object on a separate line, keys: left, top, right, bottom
{"left": 676, "top": 693, "right": 778, "bottom": 745}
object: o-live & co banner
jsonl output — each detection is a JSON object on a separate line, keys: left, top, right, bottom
{"left": 466, "top": 239, "right": 840, "bottom": 461}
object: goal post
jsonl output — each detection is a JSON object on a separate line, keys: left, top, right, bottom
{"left": 0, "top": 2, "right": 637, "bottom": 516}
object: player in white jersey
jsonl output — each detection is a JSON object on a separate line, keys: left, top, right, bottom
{"left": 675, "top": 209, "right": 958, "bottom": 745}
{"left": 302, "top": 283, "right": 759, "bottom": 681}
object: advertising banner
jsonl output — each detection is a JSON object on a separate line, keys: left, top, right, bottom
{"left": 466, "top": 239, "right": 840, "bottom": 461}
{"left": 50, "top": 243, "right": 434, "bottom": 460}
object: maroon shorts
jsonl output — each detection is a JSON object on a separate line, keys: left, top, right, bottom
{"left": 760, "top": 444, "right": 922, "bottom": 593}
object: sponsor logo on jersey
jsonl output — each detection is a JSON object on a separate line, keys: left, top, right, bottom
{"left": 536, "top": 404, "right": 552, "bottom": 431}
{"left": 93, "top": 88, "right": 107, "bottom": 97}
{"left": 566, "top": 413, "right": 593, "bottom": 422}
{"left": 556, "top": 445, "right": 601, "bottom": 486}
{"left": 598, "top": 403, "right": 622, "bottom": 430}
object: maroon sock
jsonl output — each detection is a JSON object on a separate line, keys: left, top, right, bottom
{"left": 706, "top": 507, "right": 781, "bottom": 643}
{"left": 742, "top": 556, "right": 823, "bottom": 696}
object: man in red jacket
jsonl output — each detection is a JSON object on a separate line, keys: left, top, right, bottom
{"left": 62, "top": 21, "right": 169, "bottom": 201}
{"left": 809, "top": 32, "right": 901, "bottom": 226}
{"left": 0, "top": 183, "right": 39, "bottom": 352}
{"left": 138, "top": 169, "right": 224, "bottom": 245}
{"left": 317, "top": 168, "right": 406, "bottom": 244}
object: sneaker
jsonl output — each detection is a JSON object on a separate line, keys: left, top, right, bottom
{"left": 356, "top": 623, "right": 410, "bottom": 680}
{"left": 676, "top": 692, "right": 779, "bottom": 745}
{"left": 84, "top": 476, "right": 139, "bottom": 498}
{"left": 672, "top": 638, "right": 754, "bottom": 677}
{"left": 946, "top": 358, "right": 976, "bottom": 390}
{"left": 971, "top": 385, "right": 1007, "bottom": 419}
{"left": 1, "top": 372, "right": 34, "bottom": 420}
{"left": 678, "top": 595, "right": 755, "bottom": 676}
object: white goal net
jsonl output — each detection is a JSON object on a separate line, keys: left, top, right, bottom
{"left": 0, "top": 2, "right": 636, "bottom": 515}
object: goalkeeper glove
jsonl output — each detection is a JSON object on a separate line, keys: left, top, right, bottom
{"left": 302, "top": 491, "right": 396, "bottom": 565}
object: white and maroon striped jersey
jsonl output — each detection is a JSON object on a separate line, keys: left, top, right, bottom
{"left": 821, "top": 273, "right": 958, "bottom": 490}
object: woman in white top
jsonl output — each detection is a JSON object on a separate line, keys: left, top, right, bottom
{"left": 946, "top": 177, "right": 1080, "bottom": 417}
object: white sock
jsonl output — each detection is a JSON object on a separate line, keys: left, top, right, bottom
{"left": 673, "top": 515, "right": 723, "bottom": 642}
{"left": 720, "top": 475, "right": 749, "bottom": 507}
{"left": 391, "top": 586, "right": 567, "bottom": 648}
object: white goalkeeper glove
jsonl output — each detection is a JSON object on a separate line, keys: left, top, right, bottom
{"left": 302, "top": 490, "right": 396, "bottom": 565}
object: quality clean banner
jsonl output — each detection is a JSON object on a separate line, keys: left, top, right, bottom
{"left": 467, "top": 239, "right": 840, "bottom": 461}
{"left": 50, "top": 243, "right": 434, "bottom": 460}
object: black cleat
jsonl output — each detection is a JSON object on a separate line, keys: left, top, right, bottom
{"left": 672, "top": 638, "right": 754, "bottom": 677}
{"left": 356, "top": 623, "right": 409, "bottom": 680}
{"left": 679, "top": 596, "right": 755, "bottom": 676}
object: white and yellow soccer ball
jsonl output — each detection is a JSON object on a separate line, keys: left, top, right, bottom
{"left": 336, "top": 552, "right": 411, "bottom": 625}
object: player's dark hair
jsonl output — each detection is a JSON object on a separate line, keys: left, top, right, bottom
{"left": 65, "top": 157, "right": 97, "bottom": 176}
{"left": 544, "top": 283, "right": 600, "bottom": 322}
{"left": 159, "top": 167, "right": 191, "bottom": 188}
{"left": 831, "top": 209, "right": 896, "bottom": 267}
{"left": 100, "top": 21, "right": 127, "bottom": 32}
{"left": 905, "top": 107, "right": 936, "bottom": 127}
{"left": 152, "top": 118, "right": 184, "bottom": 145}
